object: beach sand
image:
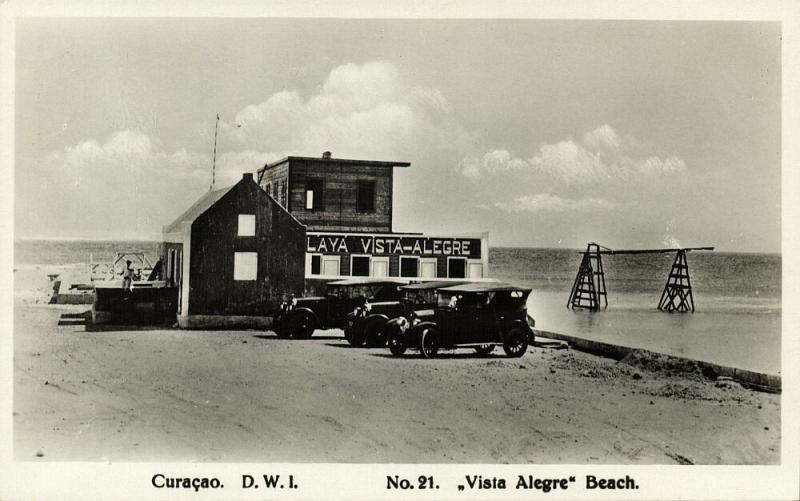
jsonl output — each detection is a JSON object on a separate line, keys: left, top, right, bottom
{"left": 12, "top": 267, "right": 780, "bottom": 464}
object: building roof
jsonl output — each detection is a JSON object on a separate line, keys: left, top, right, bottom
{"left": 257, "top": 155, "right": 411, "bottom": 176}
{"left": 163, "top": 185, "right": 232, "bottom": 234}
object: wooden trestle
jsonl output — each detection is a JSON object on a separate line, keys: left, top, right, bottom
{"left": 567, "top": 243, "right": 714, "bottom": 313}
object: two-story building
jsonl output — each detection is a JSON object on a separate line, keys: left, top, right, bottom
{"left": 257, "top": 152, "right": 489, "bottom": 289}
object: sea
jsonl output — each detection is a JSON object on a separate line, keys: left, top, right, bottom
{"left": 13, "top": 240, "right": 782, "bottom": 375}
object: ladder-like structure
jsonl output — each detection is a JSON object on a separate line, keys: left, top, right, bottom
{"left": 567, "top": 243, "right": 713, "bottom": 313}
{"left": 567, "top": 243, "right": 608, "bottom": 311}
{"left": 658, "top": 250, "right": 694, "bottom": 312}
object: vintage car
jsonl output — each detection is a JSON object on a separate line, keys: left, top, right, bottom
{"left": 272, "top": 278, "right": 407, "bottom": 339}
{"left": 386, "top": 282, "right": 535, "bottom": 358}
{"left": 347, "top": 280, "right": 465, "bottom": 348}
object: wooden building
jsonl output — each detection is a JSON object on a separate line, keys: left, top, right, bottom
{"left": 257, "top": 153, "right": 489, "bottom": 291}
{"left": 161, "top": 173, "right": 306, "bottom": 328}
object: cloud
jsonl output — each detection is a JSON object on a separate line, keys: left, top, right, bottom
{"left": 224, "top": 61, "right": 470, "bottom": 160}
{"left": 456, "top": 125, "right": 686, "bottom": 183}
{"left": 482, "top": 194, "right": 616, "bottom": 213}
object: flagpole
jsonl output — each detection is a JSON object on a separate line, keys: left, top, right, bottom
{"left": 210, "top": 113, "right": 219, "bottom": 190}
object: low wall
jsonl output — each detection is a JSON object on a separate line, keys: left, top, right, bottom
{"left": 92, "top": 285, "right": 178, "bottom": 325}
{"left": 177, "top": 315, "right": 273, "bottom": 330}
{"left": 537, "top": 330, "right": 781, "bottom": 394}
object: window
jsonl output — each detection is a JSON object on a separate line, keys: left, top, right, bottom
{"left": 234, "top": 252, "right": 258, "bottom": 280}
{"left": 265, "top": 182, "right": 272, "bottom": 197}
{"left": 272, "top": 182, "right": 278, "bottom": 200}
{"left": 278, "top": 180, "right": 286, "bottom": 206}
{"left": 305, "top": 178, "right": 323, "bottom": 211}
{"left": 237, "top": 214, "right": 256, "bottom": 236}
{"left": 448, "top": 257, "right": 467, "bottom": 279}
{"left": 420, "top": 258, "right": 437, "bottom": 278}
{"left": 310, "top": 255, "right": 322, "bottom": 275}
{"left": 400, "top": 257, "right": 419, "bottom": 278}
{"left": 351, "top": 255, "right": 371, "bottom": 277}
{"left": 356, "top": 180, "right": 376, "bottom": 212}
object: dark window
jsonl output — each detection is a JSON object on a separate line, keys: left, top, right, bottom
{"left": 352, "top": 256, "right": 370, "bottom": 277}
{"left": 400, "top": 257, "right": 419, "bottom": 278}
{"left": 265, "top": 183, "right": 272, "bottom": 197}
{"left": 356, "top": 181, "right": 376, "bottom": 212}
{"left": 311, "top": 255, "right": 321, "bottom": 275}
{"left": 278, "top": 179, "right": 287, "bottom": 207}
{"left": 448, "top": 258, "right": 466, "bottom": 279}
{"left": 305, "top": 178, "right": 324, "bottom": 211}
{"left": 272, "top": 182, "right": 278, "bottom": 200}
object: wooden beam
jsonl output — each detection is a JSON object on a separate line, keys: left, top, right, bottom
{"left": 599, "top": 247, "right": 714, "bottom": 255}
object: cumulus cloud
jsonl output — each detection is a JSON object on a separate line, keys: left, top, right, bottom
{"left": 456, "top": 125, "right": 686, "bottom": 183}
{"left": 225, "top": 61, "right": 470, "bottom": 159}
{"left": 483, "top": 194, "right": 616, "bottom": 213}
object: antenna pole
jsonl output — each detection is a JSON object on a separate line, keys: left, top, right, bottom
{"left": 210, "top": 113, "right": 219, "bottom": 190}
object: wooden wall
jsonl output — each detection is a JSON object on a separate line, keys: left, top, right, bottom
{"left": 261, "top": 158, "right": 394, "bottom": 233}
{"left": 188, "top": 175, "right": 306, "bottom": 316}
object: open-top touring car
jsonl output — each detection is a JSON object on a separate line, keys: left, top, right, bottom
{"left": 386, "top": 282, "right": 535, "bottom": 358}
{"left": 272, "top": 278, "right": 406, "bottom": 339}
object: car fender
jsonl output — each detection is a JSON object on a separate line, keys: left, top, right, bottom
{"left": 364, "top": 313, "right": 390, "bottom": 326}
{"left": 504, "top": 319, "right": 534, "bottom": 343}
{"left": 289, "top": 307, "right": 320, "bottom": 329}
{"left": 407, "top": 321, "right": 439, "bottom": 341}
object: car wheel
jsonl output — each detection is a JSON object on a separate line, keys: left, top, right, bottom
{"left": 364, "top": 319, "right": 388, "bottom": 347}
{"left": 502, "top": 326, "right": 528, "bottom": 358}
{"left": 289, "top": 310, "right": 315, "bottom": 339}
{"left": 348, "top": 319, "right": 366, "bottom": 347}
{"left": 419, "top": 327, "right": 439, "bottom": 359}
{"left": 474, "top": 344, "right": 494, "bottom": 356}
{"left": 387, "top": 329, "right": 407, "bottom": 356}
{"left": 343, "top": 317, "right": 355, "bottom": 344}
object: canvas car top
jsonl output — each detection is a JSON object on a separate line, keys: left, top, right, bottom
{"left": 399, "top": 280, "right": 468, "bottom": 291}
{"left": 326, "top": 278, "right": 409, "bottom": 286}
{"left": 438, "top": 282, "right": 532, "bottom": 294}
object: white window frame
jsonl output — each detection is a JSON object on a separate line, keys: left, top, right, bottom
{"left": 321, "top": 256, "right": 340, "bottom": 276}
{"left": 399, "top": 256, "right": 420, "bottom": 278}
{"left": 420, "top": 258, "right": 437, "bottom": 279}
{"left": 372, "top": 256, "right": 390, "bottom": 277}
{"left": 237, "top": 214, "right": 256, "bottom": 236}
{"left": 467, "top": 259, "right": 484, "bottom": 278}
{"left": 307, "top": 253, "right": 323, "bottom": 276}
{"left": 234, "top": 252, "right": 258, "bottom": 281}
{"left": 447, "top": 256, "right": 468, "bottom": 279}
{"left": 350, "top": 254, "right": 372, "bottom": 277}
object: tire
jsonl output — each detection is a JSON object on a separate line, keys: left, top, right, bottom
{"left": 343, "top": 317, "right": 355, "bottom": 345}
{"left": 419, "top": 327, "right": 439, "bottom": 359}
{"left": 348, "top": 319, "right": 366, "bottom": 347}
{"left": 502, "top": 326, "right": 528, "bottom": 358}
{"left": 289, "top": 310, "right": 315, "bottom": 339}
{"left": 387, "top": 329, "right": 407, "bottom": 356}
{"left": 474, "top": 344, "right": 494, "bottom": 356}
{"left": 364, "top": 319, "right": 388, "bottom": 347}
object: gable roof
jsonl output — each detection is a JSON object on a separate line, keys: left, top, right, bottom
{"left": 164, "top": 185, "right": 232, "bottom": 234}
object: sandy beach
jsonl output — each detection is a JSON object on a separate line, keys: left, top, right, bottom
{"left": 12, "top": 266, "right": 780, "bottom": 464}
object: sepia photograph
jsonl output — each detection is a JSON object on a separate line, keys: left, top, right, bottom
{"left": 2, "top": 3, "right": 798, "bottom": 500}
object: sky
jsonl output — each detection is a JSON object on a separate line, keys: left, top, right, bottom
{"left": 14, "top": 18, "right": 781, "bottom": 252}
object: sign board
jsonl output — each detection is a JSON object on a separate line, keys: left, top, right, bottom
{"left": 307, "top": 234, "right": 482, "bottom": 258}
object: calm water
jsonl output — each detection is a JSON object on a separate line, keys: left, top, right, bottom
{"left": 492, "top": 248, "right": 781, "bottom": 375}
{"left": 14, "top": 240, "right": 782, "bottom": 374}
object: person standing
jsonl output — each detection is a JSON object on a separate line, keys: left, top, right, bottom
{"left": 122, "top": 260, "right": 135, "bottom": 292}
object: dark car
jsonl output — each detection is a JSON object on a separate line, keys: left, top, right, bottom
{"left": 273, "top": 278, "right": 407, "bottom": 339}
{"left": 386, "top": 282, "right": 535, "bottom": 358}
{"left": 348, "top": 280, "right": 465, "bottom": 348}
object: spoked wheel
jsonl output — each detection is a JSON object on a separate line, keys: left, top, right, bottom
{"left": 474, "top": 344, "right": 495, "bottom": 356}
{"left": 289, "top": 310, "right": 315, "bottom": 339}
{"left": 502, "top": 326, "right": 528, "bottom": 358}
{"left": 419, "top": 327, "right": 439, "bottom": 359}
{"left": 364, "top": 319, "right": 388, "bottom": 347}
